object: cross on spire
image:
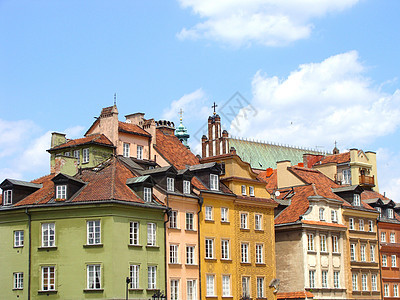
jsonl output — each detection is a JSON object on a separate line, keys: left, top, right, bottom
{"left": 212, "top": 102, "right": 218, "bottom": 115}
{"left": 179, "top": 108, "right": 184, "bottom": 122}
{"left": 114, "top": 93, "right": 117, "bottom": 106}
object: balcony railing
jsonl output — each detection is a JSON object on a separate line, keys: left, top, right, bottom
{"left": 359, "top": 175, "right": 375, "bottom": 186}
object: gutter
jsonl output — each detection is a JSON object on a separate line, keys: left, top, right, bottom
{"left": 197, "top": 195, "right": 204, "bottom": 300}
{"left": 25, "top": 208, "right": 31, "bottom": 300}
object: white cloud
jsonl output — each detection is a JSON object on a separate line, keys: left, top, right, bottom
{"left": 177, "top": 0, "right": 359, "bottom": 46}
{"left": 64, "top": 125, "right": 85, "bottom": 139}
{"left": 376, "top": 148, "right": 400, "bottom": 203}
{"left": 228, "top": 51, "right": 400, "bottom": 152}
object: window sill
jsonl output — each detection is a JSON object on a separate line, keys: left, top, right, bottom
{"left": 205, "top": 220, "right": 215, "bottom": 223}
{"left": 38, "top": 290, "right": 57, "bottom": 294}
{"left": 240, "top": 262, "right": 251, "bottom": 265}
{"left": 128, "top": 244, "right": 143, "bottom": 248}
{"left": 146, "top": 289, "right": 160, "bottom": 292}
{"left": 332, "top": 252, "right": 341, "bottom": 255}
{"left": 168, "top": 263, "right": 182, "bottom": 266}
{"left": 221, "top": 259, "right": 232, "bottom": 262}
{"left": 185, "top": 229, "right": 197, "bottom": 232}
{"left": 255, "top": 263, "right": 266, "bottom": 266}
{"left": 307, "top": 250, "right": 317, "bottom": 254}
{"left": 222, "top": 296, "right": 233, "bottom": 299}
{"left": 83, "top": 243, "right": 103, "bottom": 248}
{"left": 129, "top": 288, "right": 144, "bottom": 291}
{"left": 169, "top": 227, "right": 181, "bottom": 231}
{"left": 320, "top": 251, "right": 329, "bottom": 255}
{"left": 221, "top": 221, "right": 230, "bottom": 224}
{"left": 13, "top": 246, "right": 24, "bottom": 248}
{"left": 12, "top": 288, "right": 23, "bottom": 291}
{"left": 146, "top": 245, "right": 160, "bottom": 248}
{"left": 205, "top": 258, "right": 217, "bottom": 262}
{"left": 185, "top": 263, "right": 198, "bottom": 267}
{"left": 38, "top": 246, "right": 57, "bottom": 251}
{"left": 83, "top": 289, "right": 104, "bottom": 292}
{"left": 240, "top": 228, "right": 250, "bottom": 231}
{"left": 255, "top": 229, "right": 264, "bottom": 233}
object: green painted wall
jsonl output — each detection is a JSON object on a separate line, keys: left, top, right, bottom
{"left": 0, "top": 203, "right": 166, "bottom": 300}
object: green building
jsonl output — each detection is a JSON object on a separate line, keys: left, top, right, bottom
{"left": 0, "top": 157, "right": 167, "bottom": 299}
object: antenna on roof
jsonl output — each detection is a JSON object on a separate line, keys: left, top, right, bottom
{"left": 114, "top": 93, "right": 117, "bottom": 106}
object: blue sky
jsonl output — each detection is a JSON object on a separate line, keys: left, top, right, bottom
{"left": 1, "top": 0, "right": 400, "bottom": 200}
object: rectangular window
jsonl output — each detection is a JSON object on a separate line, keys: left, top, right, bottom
{"left": 349, "top": 218, "right": 354, "bottom": 230}
{"left": 82, "top": 148, "right": 89, "bottom": 163}
{"left": 123, "top": 143, "right": 130, "bottom": 157}
{"left": 144, "top": 187, "right": 152, "bottom": 202}
{"left": 322, "top": 270, "right": 328, "bottom": 288}
{"left": 87, "top": 220, "right": 101, "bottom": 245}
{"left": 371, "top": 274, "right": 377, "bottom": 291}
{"left": 350, "top": 244, "right": 356, "bottom": 261}
{"left": 130, "top": 265, "right": 139, "bottom": 289}
{"left": 167, "top": 177, "right": 174, "bottom": 192}
{"left": 64, "top": 151, "right": 70, "bottom": 156}
{"left": 319, "top": 208, "right": 325, "bottom": 221}
{"left": 147, "top": 223, "right": 156, "bottom": 246}
{"left": 3, "top": 190, "right": 12, "bottom": 205}
{"left": 205, "top": 238, "right": 214, "bottom": 259}
{"left": 383, "top": 255, "right": 387, "bottom": 267}
{"left": 354, "top": 194, "right": 361, "bottom": 206}
{"left": 241, "top": 185, "right": 246, "bottom": 195}
{"left": 381, "top": 232, "right": 386, "bottom": 242}
{"left": 331, "top": 209, "right": 338, "bottom": 223}
{"left": 14, "top": 230, "right": 24, "bottom": 247}
{"left": 359, "top": 219, "right": 364, "bottom": 231}
{"left": 308, "top": 233, "right": 314, "bottom": 251}
{"left": 257, "top": 277, "right": 265, "bottom": 298}
{"left": 390, "top": 233, "right": 396, "bottom": 243}
{"left": 137, "top": 145, "right": 143, "bottom": 160}
{"left": 148, "top": 266, "right": 157, "bottom": 289}
{"left": 13, "top": 272, "right": 23, "bottom": 290}
{"left": 170, "top": 279, "right": 179, "bottom": 300}
{"left": 42, "top": 266, "right": 55, "bottom": 291}
{"left": 392, "top": 255, "right": 397, "bottom": 267}
{"left": 332, "top": 235, "right": 339, "bottom": 253}
{"left": 376, "top": 207, "right": 382, "bottom": 217}
{"left": 249, "top": 186, "right": 255, "bottom": 196}
{"left": 388, "top": 208, "right": 394, "bottom": 219}
{"left": 186, "top": 246, "right": 195, "bottom": 265}
{"left": 170, "top": 244, "right": 179, "bottom": 264}
{"left": 370, "top": 245, "right": 375, "bottom": 262}
{"left": 255, "top": 214, "right": 262, "bottom": 230}
{"left": 206, "top": 275, "right": 215, "bottom": 296}
{"left": 186, "top": 212, "right": 194, "bottom": 230}
{"left": 205, "top": 206, "right": 213, "bottom": 221}
{"left": 183, "top": 180, "right": 191, "bottom": 194}
{"left": 360, "top": 245, "right": 366, "bottom": 261}
{"left": 320, "top": 234, "right": 327, "bottom": 252}
{"left": 334, "top": 271, "right": 340, "bottom": 288}
{"left": 221, "top": 239, "right": 230, "bottom": 260}
{"left": 240, "top": 213, "right": 248, "bottom": 229}
{"left": 242, "top": 277, "right": 250, "bottom": 297}
{"left": 368, "top": 220, "right": 374, "bottom": 232}
{"left": 256, "top": 244, "right": 264, "bottom": 264}
{"left": 210, "top": 174, "right": 219, "bottom": 191}
{"left": 222, "top": 275, "right": 231, "bottom": 297}
{"left": 56, "top": 185, "right": 66, "bottom": 199}
{"left": 394, "top": 284, "right": 399, "bottom": 297}
{"left": 130, "top": 222, "right": 139, "bottom": 245}
{"left": 309, "top": 270, "right": 315, "bottom": 288}
{"left": 73, "top": 150, "right": 80, "bottom": 164}
{"left": 169, "top": 211, "right": 178, "bottom": 229}
{"left": 352, "top": 273, "right": 358, "bottom": 291}
{"left": 187, "top": 279, "right": 196, "bottom": 300}
{"left": 361, "top": 274, "right": 368, "bottom": 291}
{"left": 42, "top": 223, "right": 55, "bottom": 247}
{"left": 342, "top": 169, "right": 351, "bottom": 184}
{"left": 384, "top": 284, "right": 389, "bottom": 297}
{"left": 221, "top": 207, "right": 228, "bottom": 222}
{"left": 241, "top": 243, "right": 249, "bottom": 263}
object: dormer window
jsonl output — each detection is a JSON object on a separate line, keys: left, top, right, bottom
{"left": 183, "top": 180, "right": 191, "bottom": 194}
{"left": 353, "top": 194, "right": 361, "bottom": 206}
{"left": 319, "top": 208, "right": 325, "bottom": 221}
{"left": 167, "top": 178, "right": 174, "bottom": 192}
{"left": 388, "top": 208, "right": 394, "bottom": 219}
{"left": 123, "top": 143, "right": 130, "bottom": 157}
{"left": 3, "top": 190, "right": 12, "bottom": 205}
{"left": 144, "top": 187, "right": 152, "bottom": 202}
{"left": 376, "top": 207, "right": 382, "bottom": 217}
{"left": 331, "top": 210, "right": 338, "bottom": 223}
{"left": 64, "top": 151, "right": 71, "bottom": 156}
{"left": 56, "top": 185, "right": 66, "bottom": 199}
{"left": 210, "top": 174, "right": 219, "bottom": 191}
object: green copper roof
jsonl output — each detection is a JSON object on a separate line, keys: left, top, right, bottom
{"left": 228, "top": 138, "right": 327, "bottom": 169}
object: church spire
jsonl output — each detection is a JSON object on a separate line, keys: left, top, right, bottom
{"left": 175, "top": 108, "right": 190, "bottom": 149}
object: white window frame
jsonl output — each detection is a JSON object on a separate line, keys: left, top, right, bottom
{"left": 221, "top": 207, "right": 228, "bottom": 222}
{"left": 350, "top": 244, "right": 356, "bottom": 261}
{"left": 322, "top": 270, "right": 328, "bottom": 288}
{"left": 388, "top": 208, "right": 394, "bottom": 219}
{"left": 144, "top": 187, "right": 152, "bottom": 202}
{"left": 354, "top": 194, "right": 361, "bottom": 206}
{"left": 167, "top": 177, "right": 174, "bottom": 192}
{"left": 222, "top": 275, "right": 231, "bottom": 297}
{"left": 242, "top": 276, "right": 250, "bottom": 297}
{"left": 394, "top": 284, "right": 399, "bottom": 297}
{"left": 241, "top": 185, "right": 246, "bottom": 195}
{"left": 255, "top": 214, "right": 262, "bottom": 230}
{"left": 187, "top": 279, "right": 197, "bottom": 300}
{"left": 249, "top": 186, "right": 255, "bottom": 197}
{"left": 210, "top": 174, "right": 219, "bottom": 191}
{"left": 331, "top": 209, "right": 338, "bottom": 223}
{"left": 359, "top": 219, "right": 364, "bottom": 231}
{"left": 361, "top": 274, "right": 368, "bottom": 291}
{"left": 334, "top": 271, "right": 340, "bottom": 288}
{"left": 130, "top": 265, "right": 139, "bottom": 289}
{"left": 376, "top": 207, "right": 382, "bottom": 217}
{"left": 4, "top": 189, "right": 12, "bottom": 205}
{"left": 64, "top": 151, "right": 70, "bottom": 156}
{"left": 14, "top": 230, "right": 24, "bottom": 247}
{"left": 309, "top": 270, "right": 315, "bottom": 288}
{"left": 392, "top": 255, "right": 397, "bottom": 267}
{"left": 186, "top": 212, "right": 194, "bottom": 230}
{"left": 123, "top": 143, "right": 130, "bottom": 157}
{"left": 381, "top": 232, "right": 386, "bottom": 242}
{"left": 390, "top": 232, "right": 396, "bottom": 243}
{"left": 371, "top": 274, "right": 377, "bottom": 291}
{"left": 186, "top": 245, "right": 195, "bottom": 265}
{"left": 205, "top": 206, "right": 213, "bottom": 221}
{"left": 56, "top": 185, "right": 66, "bottom": 199}
{"left": 82, "top": 148, "right": 89, "bottom": 163}
{"left": 256, "top": 244, "right": 264, "bottom": 264}
{"left": 205, "top": 238, "right": 214, "bottom": 259}
{"left": 320, "top": 234, "right": 327, "bottom": 252}
{"left": 73, "top": 149, "right": 80, "bottom": 164}
{"left": 352, "top": 273, "right": 358, "bottom": 291}
{"left": 169, "top": 244, "right": 179, "bottom": 264}
{"left": 308, "top": 233, "right": 314, "bottom": 251}
{"left": 41, "top": 266, "right": 55, "bottom": 291}
{"left": 384, "top": 284, "right": 390, "bottom": 297}
{"left": 382, "top": 254, "right": 387, "bottom": 267}
{"left": 41, "top": 223, "right": 55, "bottom": 247}
{"left": 221, "top": 239, "right": 230, "bottom": 260}
{"left": 257, "top": 277, "right": 265, "bottom": 298}
{"left": 360, "top": 245, "right": 366, "bottom": 262}
{"left": 332, "top": 235, "right": 339, "bottom": 253}
{"left": 319, "top": 208, "right": 325, "bottom": 221}
{"left": 137, "top": 145, "right": 143, "bottom": 160}
{"left": 369, "top": 220, "right": 374, "bottom": 232}
{"left": 169, "top": 210, "right": 178, "bottom": 229}
{"left": 240, "top": 213, "right": 248, "bottom": 229}
{"left": 342, "top": 169, "right": 351, "bottom": 184}
{"left": 349, "top": 218, "right": 354, "bottom": 230}
{"left": 241, "top": 243, "right": 249, "bottom": 263}
{"left": 183, "top": 180, "right": 191, "bottom": 194}
{"left": 87, "top": 220, "right": 101, "bottom": 245}
{"left": 170, "top": 279, "right": 179, "bottom": 300}
{"left": 130, "top": 221, "right": 139, "bottom": 245}
{"left": 206, "top": 275, "right": 215, "bottom": 297}
{"left": 13, "top": 272, "right": 23, "bottom": 290}
{"left": 148, "top": 266, "right": 157, "bottom": 289}
{"left": 370, "top": 245, "right": 375, "bottom": 262}
{"left": 147, "top": 223, "right": 156, "bottom": 246}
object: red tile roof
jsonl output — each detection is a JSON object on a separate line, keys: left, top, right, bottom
{"left": 257, "top": 169, "right": 277, "bottom": 191}
{"left": 49, "top": 134, "right": 114, "bottom": 151}
{"left": 277, "top": 291, "right": 314, "bottom": 299}
{"left": 236, "top": 195, "right": 277, "bottom": 205}
{"left": 314, "top": 152, "right": 350, "bottom": 166}
{"left": 118, "top": 122, "right": 151, "bottom": 137}
{"left": 16, "top": 174, "right": 56, "bottom": 206}
{"left": 301, "top": 220, "right": 347, "bottom": 228}
{"left": 361, "top": 189, "right": 390, "bottom": 201}
{"left": 154, "top": 129, "right": 200, "bottom": 170}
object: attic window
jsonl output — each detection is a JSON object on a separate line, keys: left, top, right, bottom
{"left": 144, "top": 187, "right": 152, "bottom": 202}
{"left": 167, "top": 178, "right": 174, "bottom": 192}
{"left": 353, "top": 194, "right": 361, "bottom": 206}
{"left": 210, "top": 174, "right": 219, "bottom": 191}
{"left": 183, "top": 180, "right": 191, "bottom": 194}
{"left": 376, "top": 207, "right": 382, "bottom": 217}
{"left": 123, "top": 143, "right": 130, "bottom": 157}
{"left": 3, "top": 190, "right": 12, "bottom": 205}
{"left": 56, "top": 185, "right": 67, "bottom": 199}
{"left": 388, "top": 208, "right": 394, "bottom": 219}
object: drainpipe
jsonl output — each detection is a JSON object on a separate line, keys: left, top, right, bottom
{"left": 25, "top": 208, "right": 32, "bottom": 300}
{"left": 197, "top": 195, "right": 204, "bottom": 300}
{"left": 164, "top": 193, "right": 171, "bottom": 300}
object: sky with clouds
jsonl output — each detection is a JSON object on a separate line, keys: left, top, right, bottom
{"left": 1, "top": 0, "right": 399, "bottom": 201}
